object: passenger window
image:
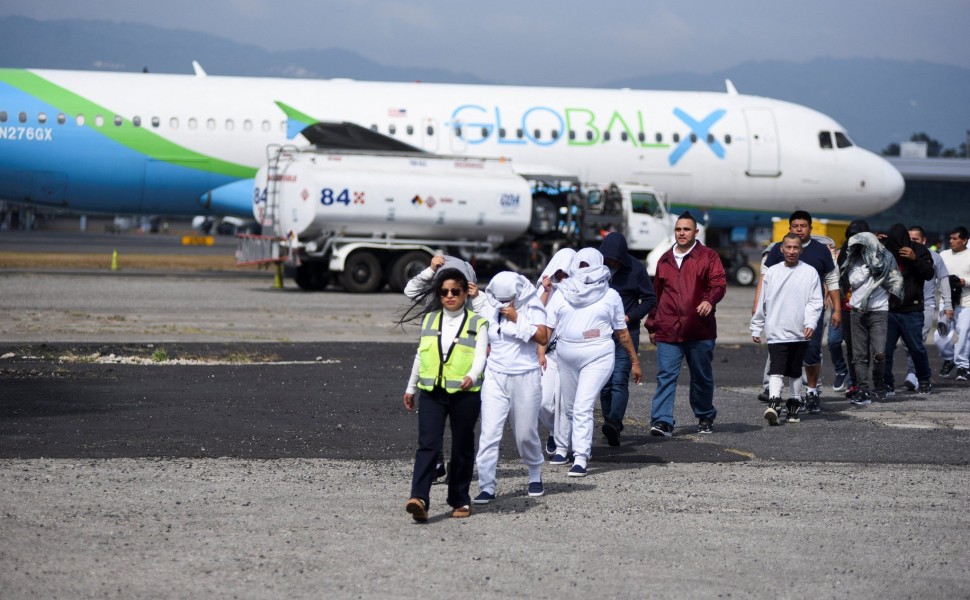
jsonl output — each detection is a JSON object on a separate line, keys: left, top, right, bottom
{"left": 569, "top": 130, "right": 576, "bottom": 140}
{"left": 280, "top": 121, "right": 286, "bottom": 132}
{"left": 603, "top": 131, "right": 610, "bottom": 141}
{"left": 499, "top": 128, "right": 506, "bottom": 139}
{"left": 707, "top": 133, "right": 714, "bottom": 144}
{"left": 407, "top": 125, "right": 414, "bottom": 135}
{"left": 690, "top": 133, "right": 697, "bottom": 143}
{"left": 551, "top": 130, "right": 559, "bottom": 140}
{"left": 819, "top": 131, "right": 833, "bottom": 149}
{"left": 19, "top": 112, "right": 27, "bottom": 123}
{"left": 206, "top": 118, "right": 216, "bottom": 130}
{"left": 151, "top": 116, "right": 160, "bottom": 128}
{"left": 673, "top": 133, "right": 680, "bottom": 143}
{"left": 388, "top": 124, "right": 396, "bottom": 135}
{"left": 114, "top": 115, "right": 123, "bottom": 127}
{"left": 188, "top": 118, "right": 198, "bottom": 130}
{"left": 57, "top": 113, "right": 66, "bottom": 125}
{"left": 95, "top": 115, "right": 104, "bottom": 127}
{"left": 621, "top": 132, "right": 628, "bottom": 142}
{"left": 225, "top": 119, "right": 234, "bottom": 131}
{"left": 133, "top": 116, "right": 141, "bottom": 127}
{"left": 427, "top": 125, "right": 434, "bottom": 136}
{"left": 533, "top": 129, "right": 541, "bottom": 140}
{"left": 638, "top": 132, "right": 645, "bottom": 143}
{"left": 655, "top": 133, "right": 663, "bottom": 143}
{"left": 76, "top": 114, "right": 85, "bottom": 126}
{"left": 38, "top": 112, "right": 47, "bottom": 124}
{"left": 586, "top": 131, "right": 593, "bottom": 141}
{"left": 835, "top": 132, "right": 853, "bottom": 148}
{"left": 482, "top": 126, "right": 490, "bottom": 138}
{"left": 261, "top": 120, "right": 271, "bottom": 132}
{"left": 516, "top": 128, "right": 523, "bottom": 139}
{"left": 170, "top": 117, "right": 179, "bottom": 129}
{"left": 454, "top": 125, "right": 462, "bottom": 137}
{"left": 0, "top": 111, "right": 6, "bottom": 122}
{"left": 369, "top": 124, "right": 377, "bottom": 132}
{"left": 724, "top": 134, "right": 732, "bottom": 144}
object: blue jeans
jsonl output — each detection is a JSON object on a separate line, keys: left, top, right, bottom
{"left": 600, "top": 329, "right": 639, "bottom": 430}
{"left": 650, "top": 339, "right": 717, "bottom": 427}
{"left": 828, "top": 318, "right": 850, "bottom": 380}
{"left": 884, "top": 311, "right": 931, "bottom": 387}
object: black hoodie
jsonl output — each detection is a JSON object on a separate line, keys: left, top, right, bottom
{"left": 882, "top": 223, "right": 935, "bottom": 313}
{"left": 598, "top": 232, "right": 656, "bottom": 328}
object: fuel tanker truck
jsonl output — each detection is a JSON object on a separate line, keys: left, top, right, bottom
{"left": 242, "top": 145, "right": 682, "bottom": 292}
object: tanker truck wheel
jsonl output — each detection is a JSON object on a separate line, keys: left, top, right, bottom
{"left": 339, "top": 251, "right": 384, "bottom": 293}
{"left": 388, "top": 251, "right": 432, "bottom": 292}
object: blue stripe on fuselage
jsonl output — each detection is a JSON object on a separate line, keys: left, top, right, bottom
{"left": 0, "top": 83, "right": 241, "bottom": 215}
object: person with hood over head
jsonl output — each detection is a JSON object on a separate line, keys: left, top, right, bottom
{"left": 473, "top": 272, "right": 550, "bottom": 504}
{"left": 881, "top": 223, "right": 935, "bottom": 395}
{"left": 598, "top": 232, "right": 656, "bottom": 446}
{"left": 834, "top": 219, "right": 873, "bottom": 400}
{"left": 839, "top": 227, "right": 903, "bottom": 405}
{"left": 544, "top": 248, "right": 641, "bottom": 477}
{"left": 535, "top": 248, "right": 577, "bottom": 455}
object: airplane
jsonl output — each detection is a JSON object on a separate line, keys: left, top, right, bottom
{"left": 0, "top": 66, "right": 904, "bottom": 226}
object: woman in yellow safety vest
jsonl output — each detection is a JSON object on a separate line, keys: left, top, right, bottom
{"left": 400, "top": 268, "right": 488, "bottom": 522}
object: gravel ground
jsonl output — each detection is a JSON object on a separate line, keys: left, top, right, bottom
{"left": 1, "top": 459, "right": 967, "bottom": 600}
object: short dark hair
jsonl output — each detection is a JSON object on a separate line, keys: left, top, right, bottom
{"left": 789, "top": 210, "right": 812, "bottom": 225}
{"left": 951, "top": 226, "right": 969, "bottom": 241}
{"left": 782, "top": 233, "right": 802, "bottom": 244}
{"left": 908, "top": 225, "right": 926, "bottom": 238}
{"left": 676, "top": 211, "right": 697, "bottom": 227}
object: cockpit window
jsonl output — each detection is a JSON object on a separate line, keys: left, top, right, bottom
{"left": 835, "top": 132, "right": 853, "bottom": 148}
{"left": 819, "top": 131, "right": 833, "bottom": 149}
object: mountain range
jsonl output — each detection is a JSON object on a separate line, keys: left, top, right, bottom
{"left": 1, "top": 16, "right": 967, "bottom": 152}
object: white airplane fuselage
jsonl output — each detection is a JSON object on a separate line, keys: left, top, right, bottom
{"left": 0, "top": 69, "right": 903, "bottom": 221}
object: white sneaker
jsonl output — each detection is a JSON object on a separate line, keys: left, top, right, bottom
{"left": 903, "top": 373, "right": 919, "bottom": 391}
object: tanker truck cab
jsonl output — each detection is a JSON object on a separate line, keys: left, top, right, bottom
{"left": 246, "top": 141, "right": 677, "bottom": 292}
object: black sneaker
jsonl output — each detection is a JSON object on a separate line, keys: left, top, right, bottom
{"left": 832, "top": 372, "right": 848, "bottom": 392}
{"left": 545, "top": 434, "right": 556, "bottom": 455}
{"left": 764, "top": 399, "right": 781, "bottom": 426}
{"left": 940, "top": 360, "right": 956, "bottom": 378}
{"left": 758, "top": 388, "right": 770, "bottom": 402}
{"left": 602, "top": 422, "right": 620, "bottom": 446}
{"left": 918, "top": 380, "right": 933, "bottom": 394}
{"left": 432, "top": 461, "right": 447, "bottom": 484}
{"left": 957, "top": 368, "right": 969, "bottom": 382}
{"left": 885, "top": 384, "right": 896, "bottom": 398}
{"left": 851, "top": 391, "right": 872, "bottom": 407}
{"left": 650, "top": 422, "right": 673, "bottom": 437}
{"left": 805, "top": 390, "right": 821, "bottom": 414}
{"left": 785, "top": 398, "right": 801, "bottom": 423}
{"left": 697, "top": 419, "right": 714, "bottom": 434}
{"left": 845, "top": 385, "right": 860, "bottom": 400}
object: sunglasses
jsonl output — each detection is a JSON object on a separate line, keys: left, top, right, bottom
{"left": 438, "top": 288, "right": 464, "bottom": 298}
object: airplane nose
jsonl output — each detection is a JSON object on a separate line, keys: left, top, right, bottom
{"left": 881, "top": 159, "right": 905, "bottom": 207}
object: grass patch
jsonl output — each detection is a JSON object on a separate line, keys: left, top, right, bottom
{"left": 150, "top": 348, "right": 169, "bottom": 362}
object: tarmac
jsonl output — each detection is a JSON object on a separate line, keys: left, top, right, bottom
{"left": 1, "top": 248, "right": 969, "bottom": 599}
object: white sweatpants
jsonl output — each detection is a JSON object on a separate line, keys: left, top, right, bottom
{"left": 538, "top": 352, "right": 559, "bottom": 433}
{"left": 476, "top": 368, "right": 544, "bottom": 494}
{"left": 554, "top": 338, "right": 615, "bottom": 468}
{"left": 935, "top": 306, "right": 970, "bottom": 369}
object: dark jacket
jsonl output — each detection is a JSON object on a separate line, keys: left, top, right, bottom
{"left": 646, "top": 241, "right": 727, "bottom": 342}
{"left": 882, "top": 223, "right": 935, "bottom": 313}
{"left": 599, "top": 232, "right": 656, "bottom": 328}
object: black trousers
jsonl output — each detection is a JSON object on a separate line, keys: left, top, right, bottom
{"left": 410, "top": 386, "right": 480, "bottom": 509}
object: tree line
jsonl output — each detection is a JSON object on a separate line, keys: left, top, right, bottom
{"left": 882, "top": 133, "right": 969, "bottom": 158}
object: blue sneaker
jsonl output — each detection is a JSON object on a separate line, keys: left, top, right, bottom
{"left": 567, "top": 464, "right": 587, "bottom": 477}
{"left": 473, "top": 491, "right": 495, "bottom": 505}
{"left": 528, "top": 481, "right": 544, "bottom": 497}
{"left": 549, "top": 454, "right": 569, "bottom": 466}
{"left": 832, "top": 372, "right": 848, "bottom": 392}
{"left": 545, "top": 435, "right": 556, "bottom": 455}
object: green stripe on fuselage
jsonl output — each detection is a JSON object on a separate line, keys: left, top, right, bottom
{"left": 0, "top": 69, "right": 256, "bottom": 179}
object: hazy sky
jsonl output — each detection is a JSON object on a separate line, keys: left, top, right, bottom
{"left": 2, "top": 0, "right": 968, "bottom": 85}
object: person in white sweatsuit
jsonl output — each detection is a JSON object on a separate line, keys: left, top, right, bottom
{"left": 474, "top": 272, "right": 550, "bottom": 503}
{"left": 751, "top": 234, "right": 825, "bottom": 425}
{"left": 535, "top": 248, "right": 577, "bottom": 456}
{"left": 544, "top": 248, "right": 641, "bottom": 477}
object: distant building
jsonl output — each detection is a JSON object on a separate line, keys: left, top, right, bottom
{"left": 867, "top": 157, "right": 970, "bottom": 247}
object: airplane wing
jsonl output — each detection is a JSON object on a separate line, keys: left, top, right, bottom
{"left": 275, "top": 100, "right": 429, "bottom": 153}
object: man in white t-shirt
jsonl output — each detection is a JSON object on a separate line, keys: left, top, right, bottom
{"left": 936, "top": 226, "right": 970, "bottom": 381}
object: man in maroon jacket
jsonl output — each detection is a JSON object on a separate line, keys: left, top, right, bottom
{"left": 645, "top": 212, "right": 728, "bottom": 435}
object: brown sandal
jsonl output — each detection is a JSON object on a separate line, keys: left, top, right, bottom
{"left": 405, "top": 498, "right": 428, "bottom": 522}
{"left": 451, "top": 504, "right": 471, "bottom": 518}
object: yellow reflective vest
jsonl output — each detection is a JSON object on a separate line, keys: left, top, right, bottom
{"left": 417, "top": 309, "right": 485, "bottom": 393}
